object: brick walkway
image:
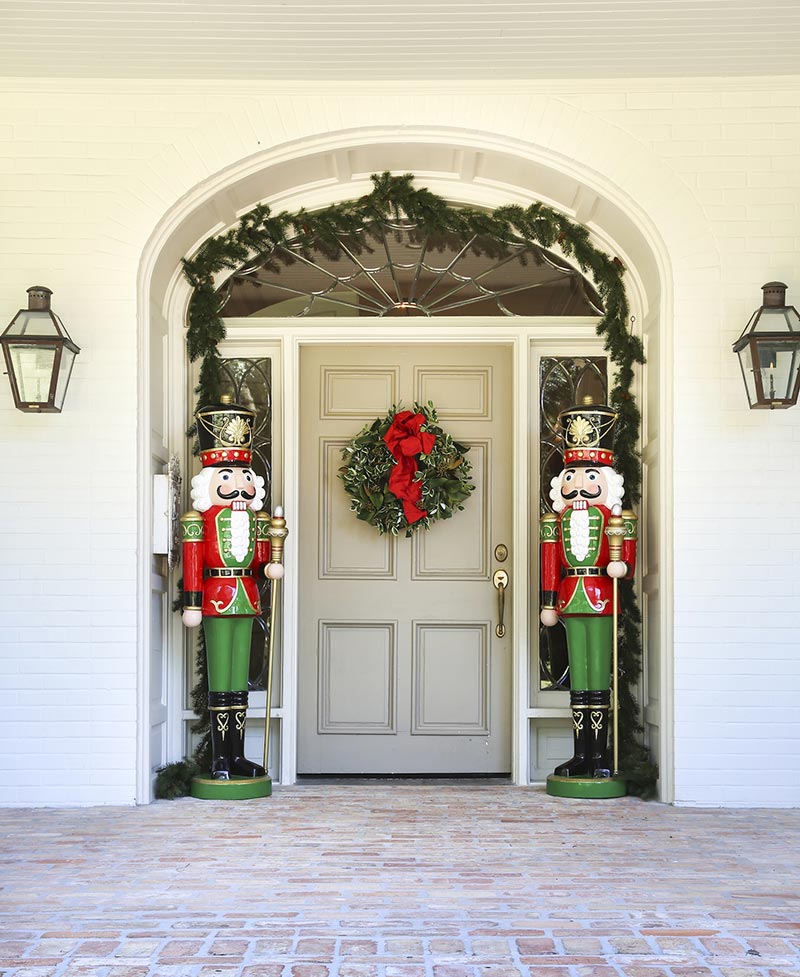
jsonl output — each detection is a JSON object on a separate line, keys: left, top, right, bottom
{"left": 0, "top": 784, "right": 798, "bottom": 977}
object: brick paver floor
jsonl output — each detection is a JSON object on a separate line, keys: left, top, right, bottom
{"left": 0, "top": 783, "right": 798, "bottom": 977}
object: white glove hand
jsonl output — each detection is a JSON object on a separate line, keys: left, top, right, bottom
{"left": 265, "top": 563, "right": 285, "bottom": 580}
{"left": 182, "top": 608, "right": 203, "bottom": 628}
{"left": 607, "top": 560, "right": 627, "bottom": 579}
{"left": 540, "top": 608, "right": 559, "bottom": 627}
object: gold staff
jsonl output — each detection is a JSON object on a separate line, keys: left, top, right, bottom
{"left": 606, "top": 508, "right": 625, "bottom": 776}
{"left": 263, "top": 506, "right": 288, "bottom": 774}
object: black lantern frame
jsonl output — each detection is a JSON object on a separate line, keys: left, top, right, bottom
{"left": 0, "top": 286, "right": 80, "bottom": 412}
{"left": 732, "top": 282, "right": 800, "bottom": 410}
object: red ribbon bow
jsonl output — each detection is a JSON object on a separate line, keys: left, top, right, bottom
{"left": 383, "top": 410, "right": 436, "bottom": 524}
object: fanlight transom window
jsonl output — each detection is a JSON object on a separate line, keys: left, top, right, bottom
{"left": 219, "top": 217, "right": 604, "bottom": 319}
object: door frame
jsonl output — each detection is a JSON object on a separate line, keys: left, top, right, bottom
{"left": 140, "top": 127, "right": 681, "bottom": 801}
{"left": 218, "top": 315, "right": 624, "bottom": 785}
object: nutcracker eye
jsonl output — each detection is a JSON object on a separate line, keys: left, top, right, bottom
{"left": 244, "top": 472, "right": 252, "bottom": 482}
{"left": 586, "top": 470, "right": 598, "bottom": 482}
{"left": 564, "top": 470, "right": 575, "bottom": 483}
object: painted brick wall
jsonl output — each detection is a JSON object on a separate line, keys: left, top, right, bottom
{"left": 0, "top": 78, "right": 798, "bottom": 806}
{"left": 554, "top": 84, "right": 800, "bottom": 805}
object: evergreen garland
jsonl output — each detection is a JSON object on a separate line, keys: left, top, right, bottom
{"left": 181, "top": 172, "right": 654, "bottom": 795}
{"left": 154, "top": 758, "right": 200, "bottom": 800}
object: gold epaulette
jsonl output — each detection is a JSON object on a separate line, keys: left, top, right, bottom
{"left": 181, "top": 510, "right": 203, "bottom": 542}
{"left": 622, "top": 509, "right": 638, "bottom": 540}
{"left": 540, "top": 512, "right": 559, "bottom": 542}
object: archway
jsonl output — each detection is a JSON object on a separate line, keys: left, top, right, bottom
{"left": 137, "top": 127, "right": 675, "bottom": 801}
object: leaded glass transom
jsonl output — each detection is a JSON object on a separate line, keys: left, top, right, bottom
{"left": 218, "top": 217, "right": 604, "bottom": 319}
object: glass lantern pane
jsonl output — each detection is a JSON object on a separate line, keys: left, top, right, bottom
{"left": 750, "top": 306, "right": 800, "bottom": 334}
{"left": 781, "top": 308, "right": 800, "bottom": 333}
{"left": 5, "top": 310, "right": 63, "bottom": 338}
{"left": 9, "top": 343, "right": 55, "bottom": 403}
{"left": 737, "top": 348, "right": 760, "bottom": 407}
{"left": 757, "top": 344, "right": 796, "bottom": 401}
{"left": 53, "top": 347, "right": 77, "bottom": 410}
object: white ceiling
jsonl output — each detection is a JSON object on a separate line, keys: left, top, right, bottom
{"left": 3, "top": 0, "right": 800, "bottom": 81}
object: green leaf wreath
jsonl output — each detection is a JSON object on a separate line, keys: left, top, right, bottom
{"left": 340, "top": 402, "right": 475, "bottom": 537}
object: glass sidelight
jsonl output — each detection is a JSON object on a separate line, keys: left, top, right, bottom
{"left": 215, "top": 357, "right": 274, "bottom": 691}
{"left": 182, "top": 354, "right": 280, "bottom": 771}
{"left": 185, "top": 357, "right": 280, "bottom": 702}
{"left": 537, "top": 355, "right": 608, "bottom": 693}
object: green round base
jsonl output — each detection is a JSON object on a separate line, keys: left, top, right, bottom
{"left": 546, "top": 774, "right": 627, "bottom": 799}
{"left": 190, "top": 775, "right": 272, "bottom": 800}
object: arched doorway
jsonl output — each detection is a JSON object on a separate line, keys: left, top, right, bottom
{"left": 209, "top": 203, "right": 616, "bottom": 778}
{"left": 138, "top": 129, "right": 672, "bottom": 799}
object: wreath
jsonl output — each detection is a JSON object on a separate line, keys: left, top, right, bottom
{"left": 339, "top": 402, "right": 475, "bottom": 537}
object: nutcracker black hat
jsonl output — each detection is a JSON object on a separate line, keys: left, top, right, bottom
{"left": 195, "top": 395, "right": 255, "bottom": 468}
{"left": 558, "top": 396, "right": 617, "bottom": 467}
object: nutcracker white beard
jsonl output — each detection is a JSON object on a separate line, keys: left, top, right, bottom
{"left": 568, "top": 507, "right": 591, "bottom": 561}
{"left": 228, "top": 508, "right": 251, "bottom": 562}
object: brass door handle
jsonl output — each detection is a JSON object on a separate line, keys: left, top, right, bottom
{"left": 493, "top": 569, "right": 509, "bottom": 638}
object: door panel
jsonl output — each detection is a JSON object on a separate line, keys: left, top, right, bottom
{"left": 298, "top": 343, "right": 512, "bottom": 774}
{"left": 318, "top": 621, "right": 397, "bottom": 733}
{"left": 411, "top": 440, "right": 489, "bottom": 579}
{"left": 412, "top": 622, "right": 489, "bottom": 734}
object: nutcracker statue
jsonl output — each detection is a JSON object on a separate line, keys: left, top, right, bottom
{"left": 181, "top": 396, "right": 287, "bottom": 800}
{"left": 540, "top": 397, "right": 637, "bottom": 799}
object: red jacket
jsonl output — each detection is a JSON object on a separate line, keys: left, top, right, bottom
{"left": 182, "top": 505, "right": 271, "bottom": 617}
{"left": 540, "top": 504, "right": 636, "bottom": 617}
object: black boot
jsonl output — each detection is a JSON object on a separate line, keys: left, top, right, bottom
{"left": 229, "top": 691, "right": 266, "bottom": 778}
{"left": 587, "top": 690, "right": 612, "bottom": 778}
{"left": 208, "top": 691, "right": 232, "bottom": 780}
{"left": 554, "top": 690, "right": 591, "bottom": 777}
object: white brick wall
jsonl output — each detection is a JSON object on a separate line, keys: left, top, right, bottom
{"left": 0, "top": 78, "right": 798, "bottom": 806}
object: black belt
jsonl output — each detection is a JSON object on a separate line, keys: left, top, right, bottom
{"left": 564, "top": 567, "right": 608, "bottom": 577}
{"left": 204, "top": 568, "right": 254, "bottom": 578}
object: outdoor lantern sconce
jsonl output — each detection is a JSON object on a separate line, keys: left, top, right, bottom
{"left": 0, "top": 286, "right": 80, "bottom": 412}
{"left": 732, "top": 282, "right": 800, "bottom": 409}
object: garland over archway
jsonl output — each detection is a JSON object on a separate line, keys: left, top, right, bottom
{"left": 180, "top": 172, "right": 655, "bottom": 795}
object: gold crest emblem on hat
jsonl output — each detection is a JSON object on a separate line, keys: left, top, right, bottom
{"left": 222, "top": 415, "right": 251, "bottom": 447}
{"left": 567, "top": 415, "right": 597, "bottom": 447}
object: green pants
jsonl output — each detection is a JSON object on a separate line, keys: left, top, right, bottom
{"left": 563, "top": 616, "right": 613, "bottom": 690}
{"left": 203, "top": 616, "right": 254, "bottom": 692}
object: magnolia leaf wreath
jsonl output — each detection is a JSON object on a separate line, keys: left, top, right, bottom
{"left": 339, "top": 402, "right": 475, "bottom": 537}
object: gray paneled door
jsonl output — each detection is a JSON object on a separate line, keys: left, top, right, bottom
{"left": 298, "top": 344, "right": 512, "bottom": 774}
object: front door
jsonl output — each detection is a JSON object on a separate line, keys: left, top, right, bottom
{"left": 298, "top": 344, "right": 512, "bottom": 774}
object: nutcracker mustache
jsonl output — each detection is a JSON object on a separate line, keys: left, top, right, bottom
{"left": 561, "top": 486, "right": 603, "bottom": 500}
{"left": 216, "top": 487, "right": 257, "bottom": 501}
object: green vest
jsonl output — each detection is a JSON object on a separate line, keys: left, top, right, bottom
{"left": 214, "top": 507, "right": 256, "bottom": 567}
{"left": 562, "top": 506, "right": 604, "bottom": 568}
